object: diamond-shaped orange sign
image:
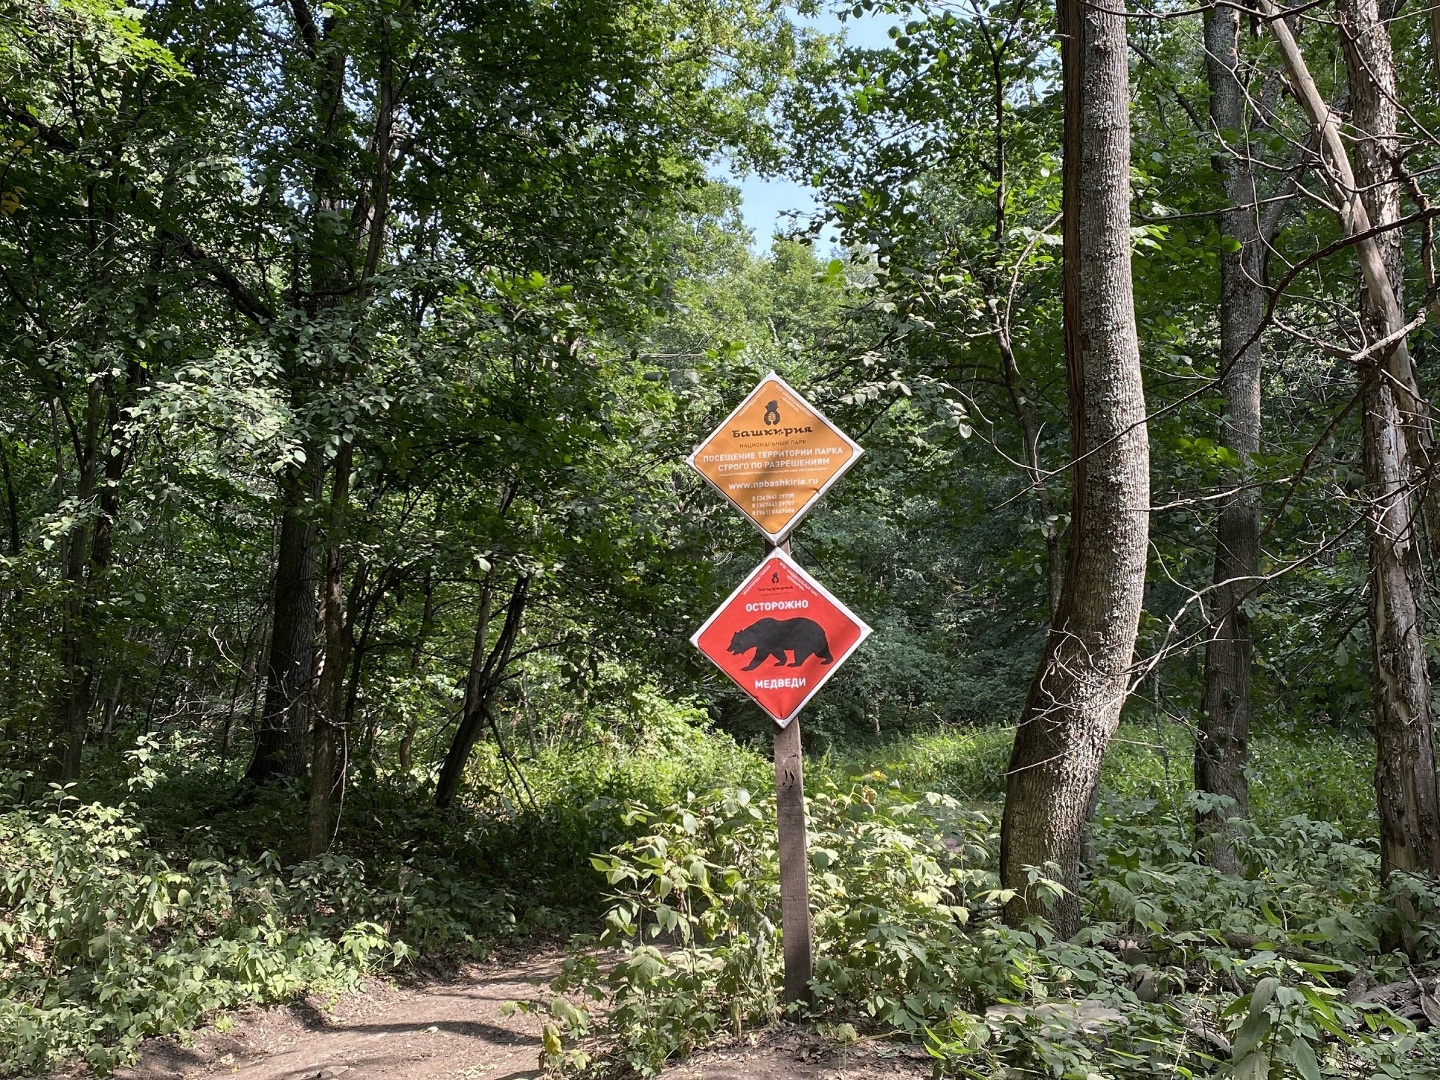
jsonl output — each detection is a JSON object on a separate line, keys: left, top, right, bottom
{"left": 687, "top": 372, "right": 862, "bottom": 543}
{"left": 692, "top": 548, "right": 871, "bottom": 727}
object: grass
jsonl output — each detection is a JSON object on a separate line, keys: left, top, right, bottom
{"left": 830, "top": 714, "right": 1379, "bottom": 839}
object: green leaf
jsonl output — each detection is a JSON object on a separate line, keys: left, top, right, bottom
{"left": 1289, "top": 1038, "right": 1322, "bottom": 1080}
{"left": 1251, "top": 977, "right": 1279, "bottom": 1015}
{"left": 1231, "top": 1008, "right": 1271, "bottom": 1060}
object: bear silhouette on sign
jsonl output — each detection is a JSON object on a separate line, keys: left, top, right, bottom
{"left": 763, "top": 400, "right": 781, "bottom": 426}
{"left": 728, "top": 617, "right": 833, "bottom": 670}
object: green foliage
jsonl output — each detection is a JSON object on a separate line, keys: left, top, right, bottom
{"left": 533, "top": 728, "right": 1440, "bottom": 1079}
{"left": 0, "top": 784, "right": 399, "bottom": 1075}
{"left": 451, "top": 695, "right": 772, "bottom": 923}
{"left": 546, "top": 775, "right": 1041, "bottom": 1075}
{"left": 0, "top": 706, "right": 767, "bottom": 1075}
{"left": 805, "top": 783, "right": 1009, "bottom": 1028}
{"left": 556, "top": 786, "right": 779, "bottom": 1075}
{"left": 1098, "top": 718, "right": 1379, "bottom": 840}
{"left": 828, "top": 726, "right": 1016, "bottom": 801}
{"left": 561, "top": 776, "right": 1030, "bottom": 1063}
{"left": 6, "top": 0, "right": 1440, "bottom": 1074}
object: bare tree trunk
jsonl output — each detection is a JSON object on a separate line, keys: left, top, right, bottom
{"left": 1363, "top": 376, "right": 1440, "bottom": 882}
{"left": 999, "top": 0, "right": 1149, "bottom": 938}
{"left": 1195, "top": 0, "right": 1267, "bottom": 871}
{"left": 434, "top": 574, "right": 529, "bottom": 809}
{"left": 306, "top": 439, "right": 354, "bottom": 856}
{"left": 54, "top": 380, "right": 102, "bottom": 783}
{"left": 1337, "top": 0, "right": 1440, "bottom": 886}
{"left": 398, "top": 568, "right": 436, "bottom": 774}
{"left": 245, "top": 456, "right": 322, "bottom": 782}
{"left": 249, "top": 0, "right": 358, "bottom": 786}
{"left": 1260, "top": 0, "right": 1437, "bottom": 499}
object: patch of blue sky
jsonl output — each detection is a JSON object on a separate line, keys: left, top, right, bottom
{"left": 713, "top": 4, "right": 902, "bottom": 253}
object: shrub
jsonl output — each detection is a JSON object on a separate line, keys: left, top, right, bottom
{"left": 545, "top": 767, "right": 1440, "bottom": 1079}
{"left": 545, "top": 776, "right": 1037, "bottom": 1075}
{"left": 0, "top": 705, "right": 768, "bottom": 1076}
{"left": 0, "top": 785, "right": 401, "bottom": 1075}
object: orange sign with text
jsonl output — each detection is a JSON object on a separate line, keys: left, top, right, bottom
{"left": 691, "top": 548, "right": 871, "bottom": 727}
{"left": 686, "top": 372, "right": 862, "bottom": 543}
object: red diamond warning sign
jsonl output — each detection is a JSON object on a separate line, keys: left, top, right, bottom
{"left": 687, "top": 372, "right": 862, "bottom": 544}
{"left": 692, "top": 548, "right": 871, "bottom": 727}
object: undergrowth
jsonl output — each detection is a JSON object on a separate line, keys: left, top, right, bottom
{"left": 0, "top": 696, "right": 764, "bottom": 1076}
{"left": 536, "top": 723, "right": 1439, "bottom": 1079}
{"left": 1, "top": 708, "right": 1427, "bottom": 1079}
{"left": 839, "top": 718, "right": 1378, "bottom": 838}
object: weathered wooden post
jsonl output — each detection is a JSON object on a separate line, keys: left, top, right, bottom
{"left": 772, "top": 687, "right": 814, "bottom": 1003}
{"left": 687, "top": 373, "right": 869, "bottom": 1007}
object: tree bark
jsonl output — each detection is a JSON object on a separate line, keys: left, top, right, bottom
{"left": 1260, "top": 0, "right": 1438, "bottom": 511}
{"left": 1363, "top": 375, "right": 1440, "bottom": 882}
{"left": 54, "top": 449, "right": 96, "bottom": 782}
{"left": 434, "top": 574, "right": 529, "bottom": 810}
{"left": 306, "top": 438, "right": 354, "bottom": 856}
{"left": 245, "top": 456, "right": 322, "bottom": 782}
{"left": 1336, "top": 0, "right": 1440, "bottom": 885}
{"left": 250, "top": 0, "right": 399, "bottom": 793}
{"left": 999, "top": 0, "right": 1149, "bottom": 938}
{"left": 1194, "top": 0, "right": 1267, "bottom": 871}
{"left": 248, "top": 0, "right": 351, "bottom": 785}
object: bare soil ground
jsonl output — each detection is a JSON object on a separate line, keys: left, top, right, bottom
{"left": 109, "top": 951, "right": 933, "bottom": 1080}
{"left": 660, "top": 1028, "right": 934, "bottom": 1080}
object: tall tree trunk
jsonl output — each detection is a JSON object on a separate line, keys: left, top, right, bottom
{"left": 55, "top": 339, "right": 143, "bottom": 781}
{"left": 253, "top": 0, "right": 398, "bottom": 796}
{"left": 248, "top": 1, "right": 353, "bottom": 785}
{"left": 399, "top": 568, "right": 436, "bottom": 774}
{"left": 54, "top": 496, "right": 95, "bottom": 782}
{"left": 1260, "top": 0, "right": 1440, "bottom": 895}
{"left": 245, "top": 456, "right": 322, "bottom": 781}
{"left": 1337, "top": 0, "right": 1440, "bottom": 884}
{"left": 1363, "top": 376, "right": 1439, "bottom": 882}
{"left": 1194, "top": 0, "right": 1266, "bottom": 870}
{"left": 1260, "top": 0, "right": 1438, "bottom": 517}
{"left": 999, "top": 0, "right": 1149, "bottom": 938}
{"left": 306, "top": 439, "right": 354, "bottom": 856}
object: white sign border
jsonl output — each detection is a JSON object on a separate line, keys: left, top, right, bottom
{"left": 685, "top": 371, "right": 864, "bottom": 544}
{"left": 690, "top": 546, "right": 873, "bottom": 728}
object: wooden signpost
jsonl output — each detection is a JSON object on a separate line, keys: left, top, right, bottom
{"left": 688, "top": 373, "right": 869, "bottom": 1006}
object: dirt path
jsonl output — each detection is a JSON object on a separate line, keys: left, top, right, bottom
{"left": 114, "top": 952, "right": 933, "bottom": 1080}
{"left": 115, "top": 952, "right": 561, "bottom": 1080}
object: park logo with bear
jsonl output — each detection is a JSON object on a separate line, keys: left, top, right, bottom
{"left": 686, "top": 372, "right": 862, "bottom": 543}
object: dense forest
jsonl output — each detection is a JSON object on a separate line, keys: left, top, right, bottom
{"left": 6, "top": 0, "right": 1440, "bottom": 1075}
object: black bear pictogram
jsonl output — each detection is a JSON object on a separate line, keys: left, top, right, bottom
{"left": 763, "top": 400, "right": 781, "bottom": 426}
{"left": 728, "top": 617, "right": 833, "bottom": 670}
